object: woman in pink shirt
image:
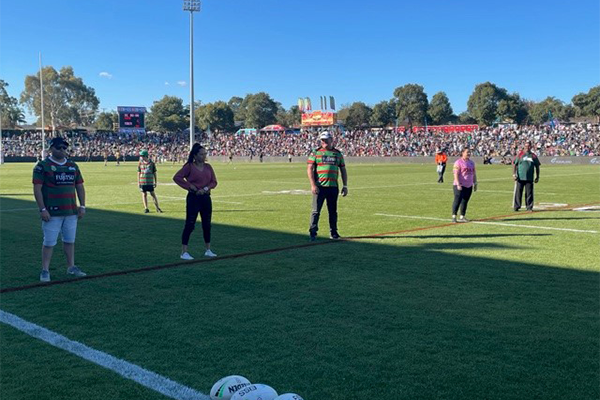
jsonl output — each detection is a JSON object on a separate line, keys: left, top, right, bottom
{"left": 452, "top": 148, "right": 478, "bottom": 223}
{"left": 173, "top": 144, "right": 218, "bottom": 259}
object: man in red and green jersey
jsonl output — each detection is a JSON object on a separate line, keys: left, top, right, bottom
{"left": 512, "top": 141, "right": 541, "bottom": 211}
{"left": 138, "top": 149, "right": 162, "bottom": 213}
{"left": 307, "top": 131, "right": 348, "bottom": 241}
{"left": 33, "top": 137, "right": 87, "bottom": 282}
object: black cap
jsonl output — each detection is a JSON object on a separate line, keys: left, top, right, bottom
{"left": 49, "top": 137, "right": 69, "bottom": 148}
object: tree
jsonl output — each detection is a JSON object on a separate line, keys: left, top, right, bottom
{"left": 572, "top": 86, "right": 600, "bottom": 122}
{"left": 428, "top": 92, "right": 453, "bottom": 125}
{"left": 370, "top": 100, "right": 395, "bottom": 127}
{"left": 228, "top": 96, "right": 244, "bottom": 122}
{"left": 20, "top": 66, "right": 99, "bottom": 131}
{"left": 497, "top": 93, "right": 529, "bottom": 124}
{"left": 0, "top": 80, "right": 25, "bottom": 128}
{"left": 393, "top": 84, "right": 429, "bottom": 126}
{"left": 196, "top": 101, "right": 235, "bottom": 132}
{"left": 466, "top": 82, "right": 508, "bottom": 126}
{"left": 239, "top": 92, "right": 278, "bottom": 128}
{"left": 528, "top": 97, "right": 571, "bottom": 125}
{"left": 457, "top": 111, "right": 477, "bottom": 124}
{"left": 146, "top": 95, "right": 187, "bottom": 132}
{"left": 344, "top": 102, "right": 372, "bottom": 130}
{"left": 94, "top": 111, "right": 118, "bottom": 131}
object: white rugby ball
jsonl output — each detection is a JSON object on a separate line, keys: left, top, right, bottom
{"left": 274, "top": 394, "right": 305, "bottom": 400}
{"left": 230, "top": 384, "right": 278, "bottom": 400}
{"left": 210, "top": 375, "right": 252, "bottom": 400}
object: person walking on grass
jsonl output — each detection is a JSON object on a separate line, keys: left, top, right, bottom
{"left": 452, "top": 147, "right": 477, "bottom": 223}
{"left": 33, "top": 137, "right": 87, "bottom": 282}
{"left": 513, "top": 141, "right": 540, "bottom": 212}
{"left": 307, "top": 131, "right": 348, "bottom": 241}
{"left": 173, "top": 143, "right": 218, "bottom": 259}
{"left": 435, "top": 147, "right": 448, "bottom": 183}
{"left": 138, "top": 149, "right": 163, "bottom": 213}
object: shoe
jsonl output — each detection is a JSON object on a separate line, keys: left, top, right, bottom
{"left": 451, "top": 216, "right": 457, "bottom": 223}
{"left": 40, "top": 270, "right": 50, "bottom": 282}
{"left": 144, "top": 209, "right": 150, "bottom": 213}
{"left": 156, "top": 208, "right": 163, "bottom": 213}
{"left": 514, "top": 208, "right": 520, "bottom": 212}
{"left": 67, "top": 266, "right": 87, "bottom": 277}
{"left": 330, "top": 232, "right": 340, "bottom": 240}
{"left": 309, "top": 235, "right": 316, "bottom": 242}
{"left": 204, "top": 249, "right": 217, "bottom": 257}
{"left": 180, "top": 252, "right": 194, "bottom": 260}
{"left": 458, "top": 217, "right": 470, "bottom": 223}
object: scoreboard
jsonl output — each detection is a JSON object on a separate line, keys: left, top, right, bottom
{"left": 117, "top": 106, "right": 146, "bottom": 133}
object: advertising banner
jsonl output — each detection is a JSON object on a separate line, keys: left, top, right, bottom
{"left": 301, "top": 111, "right": 337, "bottom": 126}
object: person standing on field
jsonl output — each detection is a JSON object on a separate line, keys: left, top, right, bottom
{"left": 173, "top": 143, "right": 218, "bottom": 259}
{"left": 33, "top": 137, "right": 87, "bottom": 282}
{"left": 307, "top": 131, "right": 348, "bottom": 241}
{"left": 452, "top": 148, "right": 477, "bottom": 223}
{"left": 138, "top": 149, "right": 163, "bottom": 213}
{"left": 513, "top": 141, "right": 540, "bottom": 211}
{"left": 435, "top": 147, "right": 448, "bottom": 183}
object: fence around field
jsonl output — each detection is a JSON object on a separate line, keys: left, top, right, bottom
{"left": 3, "top": 156, "right": 600, "bottom": 165}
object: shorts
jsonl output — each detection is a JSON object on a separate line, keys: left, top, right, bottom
{"left": 140, "top": 185, "right": 155, "bottom": 193}
{"left": 42, "top": 215, "right": 78, "bottom": 246}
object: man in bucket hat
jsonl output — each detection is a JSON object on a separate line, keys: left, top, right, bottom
{"left": 138, "top": 149, "right": 163, "bottom": 213}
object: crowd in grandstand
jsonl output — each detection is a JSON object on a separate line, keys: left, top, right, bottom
{"left": 1, "top": 124, "right": 598, "bottom": 161}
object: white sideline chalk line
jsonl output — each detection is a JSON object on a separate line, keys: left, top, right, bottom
{"left": 0, "top": 310, "right": 210, "bottom": 400}
{"left": 429, "top": 189, "right": 558, "bottom": 195}
{"left": 374, "top": 213, "right": 599, "bottom": 234}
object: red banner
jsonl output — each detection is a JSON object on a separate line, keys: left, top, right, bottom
{"left": 301, "top": 111, "right": 337, "bottom": 126}
{"left": 395, "top": 125, "right": 479, "bottom": 133}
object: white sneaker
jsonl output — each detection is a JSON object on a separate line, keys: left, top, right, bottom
{"left": 180, "top": 252, "right": 194, "bottom": 260}
{"left": 204, "top": 249, "right": 217, "bottom": 257}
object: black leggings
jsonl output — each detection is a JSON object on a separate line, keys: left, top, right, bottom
{"left": 452, "top": 185, "right": 473, "bottom": 216}
{"left": 182, "top": 192, "right": 212, "bottom": 245}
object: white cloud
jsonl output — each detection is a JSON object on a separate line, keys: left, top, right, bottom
{"left": 164, "top": 81, "right": 170, "bottom": 86}
{"left": 177, "top": 81, "right": 187, "bottom": 87}
{"left": 99, "top": 71, "right": 113, "bottom": 79}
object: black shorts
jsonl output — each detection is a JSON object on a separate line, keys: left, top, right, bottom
{"left": 140, "top": 185, "right": 155, "bottom": 193}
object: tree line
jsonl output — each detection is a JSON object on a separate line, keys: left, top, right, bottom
{"left": 1, "top": 65, "right": 598, "bottom": 132}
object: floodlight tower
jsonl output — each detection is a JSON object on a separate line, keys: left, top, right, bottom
{"left": 183, "top": 0, "right": 201, "bottom": 150}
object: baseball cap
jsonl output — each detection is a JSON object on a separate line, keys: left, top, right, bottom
{"left": 319, "top": 131, "right": 332, "bottom": 140}
{"left": 140, "top": 150, "right": 149, "bottom": 157}
{"left": 49, "top": 137, "right": 69, "bottom": 148}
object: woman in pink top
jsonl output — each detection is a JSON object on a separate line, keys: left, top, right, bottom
{"left": 173, "top": 144, "right": 218, "bottom": 259}
{"left": 452, "top": 148, "right": 478, "bottom": 223}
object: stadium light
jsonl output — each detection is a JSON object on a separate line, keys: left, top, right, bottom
{"left": 183, "top": 0, "right": 201, "bottom": 150}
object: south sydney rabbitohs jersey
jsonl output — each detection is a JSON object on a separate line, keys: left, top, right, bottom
{"left": 307, "top": 147, "right": 346, "bottom": 187}
{"left": 138, "top": 159, "right": 156, "bottom": 186}
{"left": 32, "top": 158, "right": 84, "bottom": 216}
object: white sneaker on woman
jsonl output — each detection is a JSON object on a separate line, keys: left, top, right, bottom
{"left": 204, "top": 250, "right": 217, "bottom": 257}
{"left": 180, "top": 252, "right": 194, "bottom": 260}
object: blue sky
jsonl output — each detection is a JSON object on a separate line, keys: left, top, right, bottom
{"left": 1, "top": 0, "right": 598, "bottom": 123}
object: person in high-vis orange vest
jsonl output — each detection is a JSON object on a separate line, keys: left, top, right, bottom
{"left": 435, "top": 148, "right": 448, "bottom": 183}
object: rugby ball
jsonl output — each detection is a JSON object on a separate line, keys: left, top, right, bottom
{"left": 274, "top": 394, "right": 305, "bottom": 400}
{"left": 230, "top": 384, "right": 278, "bottom": 400}
{"left": 210, "top": 375, "right": 252, "bottom": 400}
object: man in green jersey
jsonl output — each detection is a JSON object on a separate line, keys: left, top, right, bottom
{"left": 513, "top": 141, "right": 541, "bottom": 211}
{"left": 307, "top": 131, "right": 348, "bottom": 241}
{"left": 33, "top": 137, "right": 87, "bottom": 282}
{"left": 138, "top": 149, "right": 163, "bottom": 213}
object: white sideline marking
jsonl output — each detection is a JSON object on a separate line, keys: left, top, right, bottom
{"left": 374, "top": 213, "right": 599, "bottom": 234}
{"left": 430, "top": 189, "right": 558, "bottom": 195}
{"left": 0, "top": 310, "right": 210, "bottom": 400}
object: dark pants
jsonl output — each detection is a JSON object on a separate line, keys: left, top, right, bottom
{"left": 182, "top": 192, "right": 212, "bottom": 245}
{"left": 452, "top": 185, "right": 473, "bottom": 216}
{"left": 437, "top": 163, "right": 446, "bottom": 183}
{"left": 309, "top": 186, "right": 339, "bottom": 235}
{"left": 514, "top": 180, "right": 534, "bottom": 211}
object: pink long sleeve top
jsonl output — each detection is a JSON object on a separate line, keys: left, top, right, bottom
{"left": 173, "top": 163, "right": 218, "bottom": 191}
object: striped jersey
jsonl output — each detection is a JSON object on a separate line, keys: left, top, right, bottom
{"left": 307, "top": 147, "right": 345, "bottom": 187}
{"left": 138, "top": 159, "right": 156, "bottom": 186}
{"left": 32, "top": 158, "right": 84, "bottom": 216}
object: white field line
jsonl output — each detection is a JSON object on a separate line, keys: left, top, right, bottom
{"left": 429, "top": 188, "right": 558, "bottom": 195}
{"left": 0, "top": 310, "right": 209, "bottom": 400}
{"left": 374, "top": 213, "right": 599, "bottom": 234}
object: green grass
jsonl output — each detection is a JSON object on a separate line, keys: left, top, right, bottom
{"left": 1, "top": 160, "right": 599, "bottom": 400}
